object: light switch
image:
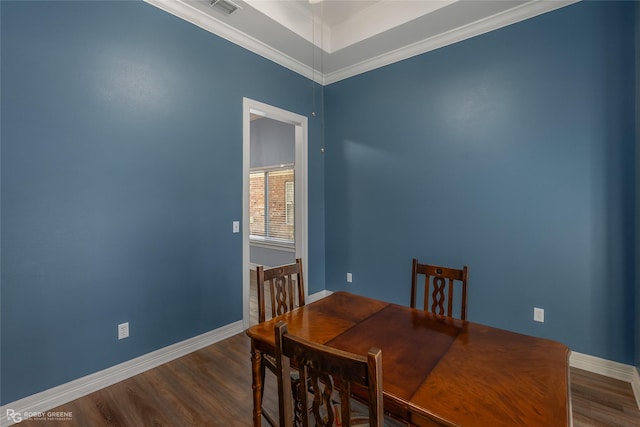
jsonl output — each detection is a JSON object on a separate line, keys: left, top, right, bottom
{"left": 233, "top": 221, "right": 240, "bottom": 233}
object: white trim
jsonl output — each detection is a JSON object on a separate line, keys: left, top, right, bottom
{"left": 0, "top": 321, "right": 243, "bottom": 427}
{"left": 323, "top": 0, "right": 579, "bottom": 85}
{"left": 242, "top": 98, "right": 309, "bottom": 331}
{"left": 3, "top": 318, "right": 636, "bottom": 426}
{"left": 633, "top": 368, "right": 640, "bottom": 411}
{"left": 0, "top": 291, "right": 332, "bottom": 427}
{"left": 570, "top": 351, "right": 638, "bottom": 382}
{"left": 145, "top": 0, "right": 578, "bottom": 86}
{"left": 570, "top": 351, "right": 640, "bottom": 410}
{"left": 293, "top": 115, "right": 309, "bottom": 289}
{"left": 143, "top": 0, "right": 323, "bottom": 84}
{"left": 306, "top": 289, "right": 333, "bottom": 304}
{"left": 250, "top": 240, "right": 296, "bottom": 252}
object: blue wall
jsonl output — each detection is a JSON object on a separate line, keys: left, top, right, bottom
{"left": 325, "top": 1, "right": 636, "bottom": 364}
{"left": 1, "top": 0, "right": 637, "bottom": 406}
{"left": 0, "top": 1, "right": 325, "bottom": 403}
{"left": 636, "top": 1, "right": 640, "bottom": 373}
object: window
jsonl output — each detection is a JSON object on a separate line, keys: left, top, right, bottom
{"left": 285, "top": 181, "right": 294, "bottom": 226}
{"left": 250, "top": 166, "right": 295, "bottom": 245}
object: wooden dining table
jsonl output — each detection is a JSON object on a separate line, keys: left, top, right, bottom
{"left": 246, "top": 291, "right": 571, "bottom": 427}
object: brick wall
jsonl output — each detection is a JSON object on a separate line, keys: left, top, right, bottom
{"left": 250, "top": 169, "right": 294, "bottom": 241}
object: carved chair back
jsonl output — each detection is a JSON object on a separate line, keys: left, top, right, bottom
{"left": 257, "top": 258, "right": 305, "bottom": 323}
{"left": 274, "top": 321, "right": 384, "bottom": 427}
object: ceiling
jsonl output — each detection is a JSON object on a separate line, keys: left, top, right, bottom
{"left": 145, "top": 0, "right": 579, "bottom": 85}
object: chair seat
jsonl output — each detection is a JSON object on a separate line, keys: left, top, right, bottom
{"left": 309, "top": 408, "right": 401, "bottom": 427}
{"left": 330, "top": 402, "right": 372, "bottom": 427}
{"left": 342, "top": 400, "right": 406, "bottom": 427}
{"left": 306, "top": 393, "right": 405, "bottom": 426}
{"left": 308, "top": 402, "right": 370, "bottom": 426}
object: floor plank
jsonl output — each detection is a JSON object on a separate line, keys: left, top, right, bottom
{"left": 15, "top": 274, "right": 640, "bottom": 426}
{"left": 570, "top": 367, "right": 640, "bottom": 427}
{"left": 17, "top": 333, "right": 640, "bottom": 426}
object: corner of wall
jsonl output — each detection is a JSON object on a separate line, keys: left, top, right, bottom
{"left": 633, "top": 367, "right": 640, "bottom": 410}
{"left": 636, "top": 0, "right": 640, "bottom": 372}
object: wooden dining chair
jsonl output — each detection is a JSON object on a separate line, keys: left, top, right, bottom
{"left": 257, "top": 258, "right": 305, "bottom": 323}
{"left": 256, "top": 258, "right": 306, "bottom": 426}
{"left": 274, "top": 321, "right": 384, "bottom": 427}
{"left": 410, "top": 258, "right": 469, "bottom": 320}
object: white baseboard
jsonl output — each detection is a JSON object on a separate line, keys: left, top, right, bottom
{"left": 633, "top": 368, "right": 640, "bottom": 410}
{"left": 570, "top": 351, "right": 640, "bottom": 409}
{"left": 0, "top": 320, "right": 244, "bottom": 427}
{"left": 307, "top": 289, "right": 333, "bottom": 303}
{"left": 3, "top": 318, "right": 637, "bottom": 426}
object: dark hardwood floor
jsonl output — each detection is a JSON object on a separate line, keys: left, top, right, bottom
{"left": 16, "top": 274, "right": 640, "bottom": 426}
{"left": 570, "top": 367, "right": 640, "bottom": 426}
{"left": 19, "top": 333, "right": 275, "bottom": 427}
{"left": 17, "top": 332, "right": 640, "bottom": 426}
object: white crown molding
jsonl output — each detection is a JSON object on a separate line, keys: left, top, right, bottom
{"left": 323, "top": 0, "right": 580, "bottom": 84}
{"left": 0, "top": 321, "right": 243, "bottom": 427}
{"left": 143, "top": 0, "right": 323, "bottom": 85}
{"left": 146, "top": 0, "right": 578, "bottom": 87}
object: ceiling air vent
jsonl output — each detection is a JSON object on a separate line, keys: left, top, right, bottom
{"left": 209, "top": 0, "right": 240, "bottom": 16}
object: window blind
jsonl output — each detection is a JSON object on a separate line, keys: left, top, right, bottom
{"left": 249, "top": 167, "right": 295, "bottom": 244}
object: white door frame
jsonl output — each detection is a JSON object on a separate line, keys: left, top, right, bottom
{"left": 242, "top": 97, "right": 308, "bottom": 329}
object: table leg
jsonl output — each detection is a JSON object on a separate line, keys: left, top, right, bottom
{"left": 251, "top": 341, "right": 263, "bottom": 427}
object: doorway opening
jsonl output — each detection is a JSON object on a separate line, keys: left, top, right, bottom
{"left": 242, "top": 98, "right": 308, "bottom": 329}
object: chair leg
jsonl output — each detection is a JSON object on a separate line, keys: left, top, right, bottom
{"left": 260, "top": 361, "right": 266, "bottom": 406}
{"left": 260, "top": 359, "right": 278, "bottom": 427}
{"left": 261, "top": 361, "right": 305, "bottom": 427}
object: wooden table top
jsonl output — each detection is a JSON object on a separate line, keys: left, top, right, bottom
{"left": 246, "top": 291, "right": 571, "bottom": 427}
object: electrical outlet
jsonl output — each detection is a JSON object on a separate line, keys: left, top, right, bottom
{"left": 118, "top": 322, "right": 129, "bottom": 340}
{"left": 533, "top": 307, "right": 544, "bottom": 323}
{"left": 346, "top": 272, "right": 352, "bottom": 283}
